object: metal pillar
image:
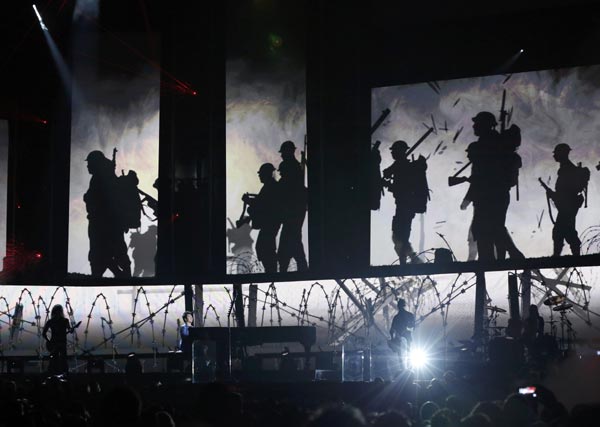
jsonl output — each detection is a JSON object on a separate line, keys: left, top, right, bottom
{"left": 193, "top": 284, "right": 204, "bottom": 326}
{"left": 233, "top": 283, "right": 245, "bottom": 327}
{"left": 474, "top": 271, "right": 486, "bottom": 342}
{"left": 248, "top": 284, "right": 258, "bottom": 327}
{"left": 508, "top": 273, "right": 520, "bottom": 320}
{"left": 521, "top": 270, "right": 531, "bottom": 319}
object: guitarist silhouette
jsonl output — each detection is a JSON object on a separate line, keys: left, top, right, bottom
{"left": 388, "top": 299, "right": 415, "bottom": 371}
{"left": 42, "top": 305, "right": 80, "bottom": 374}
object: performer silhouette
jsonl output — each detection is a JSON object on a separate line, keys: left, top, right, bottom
{"left": 84, "top": 150, "right": 131, "bottom": 277}
{"left": 277, "top": 141, "right": 308, "bottom": 272}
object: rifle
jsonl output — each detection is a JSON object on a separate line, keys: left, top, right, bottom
{"left": 537, "top": 177, "right": 554, "bottom": 197}
{"left": 236, "top": 193, "right": 257, "bottom": 228}
{"left": 538, "top": 178, "right": 556, "bottom": 224}
{"left": 448, "top": 90, "right": 510, "bottom": 188}
{"left": 382, "top": 128, "right": 434, "bottom": 188}
{"left": 499, "top": 89, "right": 507, "bottom": 133}
{"left": 406, "top": 127, "right": 434, "bottom": 157}
{"left": 138, "top": 188, "right": 158, "bottom": 220}
{"left": 301, "top": 133, "right": 307, "bottom": 180}
{"left": 371, "top": 108, "right": 391, "bottom": 135}
{"left": 448, "top": 162, "right": 472, "bottom": 186}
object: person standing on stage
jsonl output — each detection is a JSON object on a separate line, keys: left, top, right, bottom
{"left": 179, "top": 311, "right": 194, "bottom": 354}
{"left": 389, "top": 299, "right": 415, "bottom": 370}
{"left": 42, "top": 304, "right": 75, "bottom": 374}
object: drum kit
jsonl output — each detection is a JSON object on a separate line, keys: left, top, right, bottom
{"left": 543, "top": 294, "right": 576, "bottom": 351}
{"left": 483, "top": 295, "right": 576, "bottom": 352}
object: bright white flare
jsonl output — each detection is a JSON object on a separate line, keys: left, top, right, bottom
{"left": 409, "top": 347, "right": 429, "bottom": 370}
{"left": 33, "top": 4, "right": 48, "bottom": 31}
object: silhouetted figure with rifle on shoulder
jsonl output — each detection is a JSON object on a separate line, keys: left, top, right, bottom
{"left": 84, "top": 150, "right": 132, "bottom": 277}
{"left": 539, "top": 143, "right": 589, "bottom": 256}
{"left": 277, "top": 140, "right": 308, "bottom": 272}
{"left": 451, "top": 104, "right": 523, "bottom": 261}
{"left": 242, "top": 163, "right": 281, "bottom": 273}
{"left": 382, "top": 130, "right": 432, "bottom": 264}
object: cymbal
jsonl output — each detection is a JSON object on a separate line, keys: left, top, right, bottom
{"left": 486, "top": 306, "right": 507, "bottom": 313}
{"left": 544, "top": 295, "right": 566, "bottom": 306}
{"left": 553, "top": 303, "right": 573, "bottom": 312}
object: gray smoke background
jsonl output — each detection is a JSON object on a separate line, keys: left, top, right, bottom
{"left": 67, "top": 21, "right": 159, "bottom": 275}
{"left": 0, "top": 120, "right": 8, "bottom": 264}
{"left": 372, "top": 65, "right": 600, "bottom": 265}
{"left": 226, "top": 58, "right": 308, "bottom": 271}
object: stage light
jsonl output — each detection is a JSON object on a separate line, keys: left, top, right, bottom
{"left": 520, "top": 49, "right": 524, "bottom": 53}
{"left": 32, "top": 4, "right": 48, "bottom": 31}
{"left": 408, "top": 347, "right": 429, "bottom": 370}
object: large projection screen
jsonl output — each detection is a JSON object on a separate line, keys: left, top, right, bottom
{"left": 371, "top": 65, "right": 600, "bottom": 267}
{"left": 225, "top": 3, "right": 308, "bottom": 275}
{"left": 0, "top": 120, "right": 8, "bottom": 267}
{"left": 67, "top": 13, "right": 159, "bottom": 278}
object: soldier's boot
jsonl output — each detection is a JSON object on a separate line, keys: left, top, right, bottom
{"left": 552, "top": 240, "right": 564, "bottom": 257}
{"left": 393, "top": 241, "right": 407, "bottom": 265}
{"left": 570, "top": 243, "right": 581, "bottom": 256}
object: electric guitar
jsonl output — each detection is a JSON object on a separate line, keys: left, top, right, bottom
{"left": 46, "top": 321, "right": 82, "bottom": 353}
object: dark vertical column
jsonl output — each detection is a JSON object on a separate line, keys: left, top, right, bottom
{"left": 194, "top": 284, "right": 204, "bottom": 326}
{"left": 508, "top": 272, "right": 520, "bottom": 320}
{"left": 520, "top": 270, "right": 531, "bottom": 318}
{"left": 184, "top": 284, "right": 193, "bottom": 312}
{"left": 157, "top": 8, "right": 174, "bottom": 280}
{"left": 233, "top": 282, "right": 245, "bottom": 327}
{"left": 248, "top": 284, "right": 258, "bottom": 327}
{"left": 158, "top": 1, "right": 226, "bottom": 281}
{"left": 207, "top": 1, "right": 227, "bottom": 278}
{"left": 306, "top": 0, "right": 370, "bottom": 275}
{"left": 474, "top": 271, "right": 486, "bottom": 342}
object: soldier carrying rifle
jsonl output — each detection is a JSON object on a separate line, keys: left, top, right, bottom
{"left": 242, "top": 163, "right": 281, "bottom": 273}
{"left": 456, "top": 110, "right": 523, "bottom": 261}
{"left": 538, "top": 143, "right": 589, "bottom": 256}
{"left": 382, "top": 132, "right": 431, "bottom": 265}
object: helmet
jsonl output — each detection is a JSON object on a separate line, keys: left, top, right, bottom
{"left": 279, "top": 140, "right": 296, "bottom": 153}
{"left": 258, "top": 163, "right": 276, "bottom": 175}
{"left": 85, "top": 150, "right": 108, "bottom": 163}
{"left": 553, "top": 143, "right": 571, "bottom": 155}
{"left": 472, "top": 111, "right": 497, "bottom": 127}
{"left": 390, "top": 140, "right": 409, "bottom": 152}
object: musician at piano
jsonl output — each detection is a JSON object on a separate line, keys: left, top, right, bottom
{"left": 388, "top": 299, "right": 415, "bottom": 369}
{"left": 179, "top": 311, "right": 194, "bottom": 354}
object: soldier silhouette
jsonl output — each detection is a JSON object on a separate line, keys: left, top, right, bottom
{"left": 129, "top": 225, "right": 157, "bottom": 277}
{"left": 382, "top": 140, "right": 426, "bottom": 264}
{"left": 539, "top": 143, "right": 589, "bottom": 256}
{"left": 84, "top": 150, "right": 131, "bottom": 277}
{"left": 243, "top": 163, "right": 281, "bottom": 273}
{"left": 461, "top": 112, "right": 523, "bottom": 261}
{"left": 277, "top": 140, "right": 308, "bottom": 272}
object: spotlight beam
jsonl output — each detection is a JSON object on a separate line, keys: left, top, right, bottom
{"left": 32, "top": 4, "right": 48, "bottom": 32}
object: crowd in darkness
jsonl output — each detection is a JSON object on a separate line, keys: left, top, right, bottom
{"left": 0, "top": 370, "right": 599, "bottom": 427}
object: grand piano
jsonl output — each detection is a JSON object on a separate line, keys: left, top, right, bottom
{"left": 185, "top": 326, "right": 316, "bottom": 380}
{"left": 187, "top": 326, "right": 316, "bottom": 354}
